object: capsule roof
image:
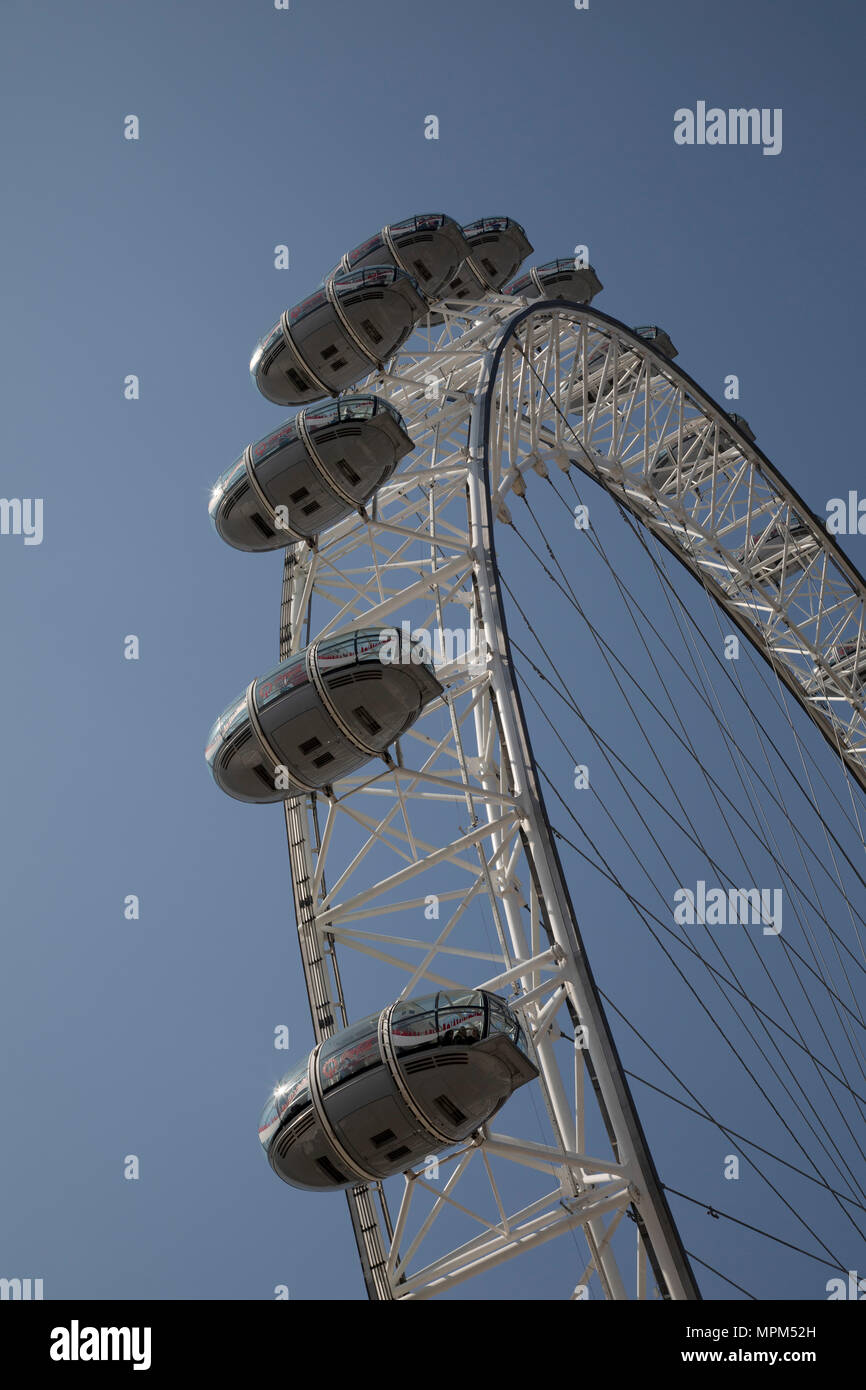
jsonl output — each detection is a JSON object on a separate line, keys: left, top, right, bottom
{"left": 208, "top": 396, "right": 413, "bottom": 552}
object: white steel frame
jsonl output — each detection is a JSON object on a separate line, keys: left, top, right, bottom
{"left": 274, "top": 294, "right": 866, "bottom": 1300}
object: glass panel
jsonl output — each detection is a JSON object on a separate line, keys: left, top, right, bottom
{"left": 375, "top": 398, "right": 403, "bottom": 424}
{"left": 391, "top": 214, "right": 445, "bottom": 235}
{"left": 303, "top": 403, "right": 340, "bottom": 432}
{"left": 319, "top": 1014, "right": 381, "bottom": 1091}
{"left": 355, "top": 629, "right": 388, "bottom": 663}
{"left": 436, "top": 1005, "right": 485, "bottom": 1046}
{"left": 507, "top": 273, "right": 533, "bottom": 295}
{"left": 344, "top": 266, "right": 395, "bottom": 289}
{"left": 446, "top": 990, "right": 485, "bottom": 1009}
{"left": 390, "top": 1003, "right": 440, "bottom": 1056}
{"left": 209, "top": 455, "right": 248, "bottom": 515}
{"left": 252, "top": 419, "right": 298, "bottom": 464}
{"left": 274, "top": 1062, "right": 310, "bottom": 1126}
{"left": 465, "top": 216, "right": 510, "bottom": 236}
{"left": 255, "top": 655, "right": 308, "bottom": 710}
{"left": 259, "top": 322, "right": 284, "bottom": 354}
{"left": 224, "top": 696, "right": 249, "bottom": 737}
{"left": 316, "top": 632, "right": 358, "bottom": 674}
{"left": 487, "top": 994, "right": 527, "bottom": 1050}
{"left": 221, "top": 454, "right": 248, "bottom": 490}
{"left": 205, "top": 693, "right": 247, "bottom": 766}
{"left": 338, "top": 398, "right": 376, "bottom": 422}
{"left": 289, "top": 288, "right": 328, "bottom": 325}
{"left": 349, "top": 233, "right": 385, "bottom": 262}
{"left": 390, "top": 992, "right": 486, "bottom": 1056}
{"left": 486, "top": 995, "right": 511, "bottom": 1035}
{"left": 258, "top": 1096, "right": 280, "bottom": 1148}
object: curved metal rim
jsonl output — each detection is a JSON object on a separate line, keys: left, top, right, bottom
{"left": 509, "top": 297, "right": 866, "bottom": 598}
{"left": 470, "top": 299, "right": 704, "bottom": 1301}
{"left": 486, "top": 297, "right": 866, "bottom": 794}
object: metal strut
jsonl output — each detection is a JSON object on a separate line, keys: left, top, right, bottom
{"left": 278, "top": 548, "right": 394, "bottom": 1301}
{"left": 467, "top": 303, "right": 701, "bottom": 1299}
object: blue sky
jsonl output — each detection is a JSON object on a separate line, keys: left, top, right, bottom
{"left": 2, "top": 0, "right": 865, "bottom": 1300}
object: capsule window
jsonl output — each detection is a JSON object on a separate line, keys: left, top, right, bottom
{"left": 353, "top": 705, "right": 382, "bottom": 737}
{"left": 371, "top": 1128, "right": 396, "bottom": 1148}
{"left": 434, "top": 1094, "right": 467, "bottom": 1126}
{"left": 438, "top": 1007, "right": 484, "bottom": 1045}
{"left": 316, "top": 1156, "right": 348, "bottom": 1184}
{"left": 319, "top": 1016, "right": 381, "bottom": 1091}
{"left": 360, "top": 318, "right": 383, "bottom": 345}
{"left": 334, "top": 458, "right": 362, "bottom": 487}
{"left": 287, "top": 368, "right": 310, "bottom": 392}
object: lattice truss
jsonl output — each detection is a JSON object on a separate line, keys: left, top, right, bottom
{"left": 279, "top": 296, "right": 866, "bottom": 1299}
{"left": 487, "top": 308, "right": 866, "bottom": 775}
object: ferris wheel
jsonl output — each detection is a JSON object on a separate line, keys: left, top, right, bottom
{"left": 204, "top": 214, "right": 866, "bottom": 1300}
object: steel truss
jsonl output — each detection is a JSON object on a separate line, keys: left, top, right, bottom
{"left": 276, "top": 295, "right": 866, "bottom": 1300}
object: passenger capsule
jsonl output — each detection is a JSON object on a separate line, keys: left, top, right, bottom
{"left": 205, "top": 627, "right": 442, "bottom": 802}
{"left": 208, "top": 396, "right": 414, "bottom": 551}
{"left": 633, "top": 324, "right": 677, "bottom": 359}
{"left": 723, "top": 412, "right": 755, "bottom": 444}
{"left": 251, "top": 266, "right": 427, "bottom": 406}
{"left": 429, "top": 217, "right": 533, "bottom": 319}
{"left": 258, "top": 990, "right": 538, "bottom": 1190}
{"left": 337, "top": 214, "right": 471, "bottom": 304}
{"left": 505, "top": 257, "right": 603, "bottom": 304}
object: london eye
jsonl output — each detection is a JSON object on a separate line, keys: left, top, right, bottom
{"left": 205, "top": 213, "right": 866, "bottom": 1301}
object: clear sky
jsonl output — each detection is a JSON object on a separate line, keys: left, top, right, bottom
{"left": 1, "top": 0, "right": 865, "bottom": 1301}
